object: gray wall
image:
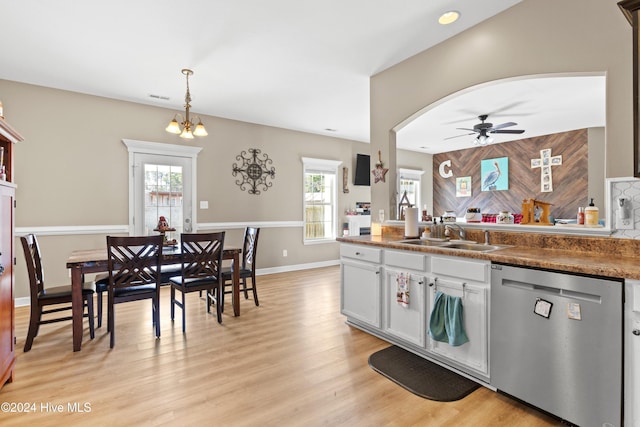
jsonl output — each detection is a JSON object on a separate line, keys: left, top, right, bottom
{"left": 0, "top": 79, "right": 431, "bottom": 299}
{"left": 370, "top": 0, "right": 632, "bottom": 219}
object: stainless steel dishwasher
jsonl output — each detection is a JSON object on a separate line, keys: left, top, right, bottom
{"left": 491, "top": 264, "right": 623, "bottom": 427}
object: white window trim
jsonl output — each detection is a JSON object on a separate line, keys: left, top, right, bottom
{"left": 122, "top": 139, "right": 202, "bottom": 235}
{"left": 398, "top": 168, "right": 425, "bottom": 179}
{"left": 398, "top": 167, "right": 425, "bottom": 210}
{"left": 301, "top": 157, "right": 342, "bottom": 244}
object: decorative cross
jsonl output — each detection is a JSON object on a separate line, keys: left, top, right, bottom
{"left": 530, "top": 148, "right": 562, "bottom": 192}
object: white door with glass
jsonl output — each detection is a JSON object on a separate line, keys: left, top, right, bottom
{"left": 132, "top": 153, "right": 193, "bottom": 237}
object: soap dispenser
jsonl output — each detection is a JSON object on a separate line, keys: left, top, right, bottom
{"left": 437, "top": 216, "right": 445, "bottom": 239}
{"left": 585, "top": 198, "right": 599, "bottom": 227}
{"left": 430, "top": 218, "right": 438, "bottom": 238}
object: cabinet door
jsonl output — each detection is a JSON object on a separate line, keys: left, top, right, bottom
{"left": 341, "top": 259, "right": 382, "bottom": 327}
{"left": 384, "top": 268, "right": 426, "bottom": 347}
{"left": 0, "top": 185, "right": 14, "bottom": 388}
{"left": 426, "top": 278, "right": 488, "bottom": 376}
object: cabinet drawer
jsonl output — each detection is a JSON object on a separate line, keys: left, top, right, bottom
{"left": 385, "top": 249, "right": 427, "bottom": 271}
{"left": 431, "top": 256, "right": 488, "bottom": 282}
{"left": 340, "top": 244, "right": 382, "bottom": 263}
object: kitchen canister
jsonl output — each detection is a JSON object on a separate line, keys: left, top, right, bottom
{"left": 404, "top": 207, "right": 419, "bottom": 238}
{"left": 465, "top": 207, "right": 482, "bottom": 223}
{"left": 496, "top": 211, "right": 514, "bottom": 224}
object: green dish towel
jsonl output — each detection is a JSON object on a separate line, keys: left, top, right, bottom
{"left": 428, "top": 290, "right": 469, "bottom": 346}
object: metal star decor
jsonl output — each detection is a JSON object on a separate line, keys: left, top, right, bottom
{"left": 232, "top": 148, "right": 276, "bottom": 195}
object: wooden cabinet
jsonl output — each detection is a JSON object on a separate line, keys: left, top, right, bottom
{"left": 0, "top": 117, "right": 22, "bottom": 391}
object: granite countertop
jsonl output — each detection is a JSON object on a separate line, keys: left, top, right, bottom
{"left": 337, "top": 231, "right": 640, "bottom": 280}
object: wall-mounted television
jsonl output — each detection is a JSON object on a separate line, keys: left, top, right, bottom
{"left": 354, "top": 154, "right": 370, "bottom": 186}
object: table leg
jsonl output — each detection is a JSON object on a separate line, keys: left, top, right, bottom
{"left": 71, "top": 266, "right": 83, "bottom": 351}
{"left": 233, "top": 252, "right": 240, "bottom": 316}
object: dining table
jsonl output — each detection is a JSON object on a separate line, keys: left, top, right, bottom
{"left": 66, "top": 245, "right": 242, "bottom": 351}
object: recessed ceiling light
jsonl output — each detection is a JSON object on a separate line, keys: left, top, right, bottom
{"left": 438, "top": 11, "right": 460, "bottom": 25}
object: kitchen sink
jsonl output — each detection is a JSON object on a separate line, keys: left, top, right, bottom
{"left": 395, "top": 239, "right": 510, "bottom": 252}
{"left": 441, "top": 242, "right": 509, "bottom": 252}
{"left": 395, "top": 239, "right": 449, "bottom": 247}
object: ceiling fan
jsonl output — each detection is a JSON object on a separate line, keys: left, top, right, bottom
{"left": 446, "top": 114, "right": 525, "bottom": 145}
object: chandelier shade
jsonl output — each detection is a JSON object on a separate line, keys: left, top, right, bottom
{"left": 166, "top": 69, "right": 208, "bottom": 139}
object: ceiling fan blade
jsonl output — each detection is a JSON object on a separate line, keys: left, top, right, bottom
{"left": 490, "top": 121, "right": 517, "bottom": 131}
{"left": 487, "top": 101, "right": 529, "bottom": 116}
{"left": 455, "top": 127, "right": 477, "bottom": 132}
{"left": 444, "top": 132, "right": 475, "bottom": 140}
{"left": 490, "top": 129, "right": 525, "bottom": 134}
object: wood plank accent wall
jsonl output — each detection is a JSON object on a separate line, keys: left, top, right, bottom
{"left": 432, "top": 129, "right": 588, "bottom": 220}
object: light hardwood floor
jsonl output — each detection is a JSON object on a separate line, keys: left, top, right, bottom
{"left": 1, "top": 266, "right": 562, "bottom": 426}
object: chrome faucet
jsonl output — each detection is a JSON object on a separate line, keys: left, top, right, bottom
{"left": 444, "top": 224, "right": 466, "bottom": 240}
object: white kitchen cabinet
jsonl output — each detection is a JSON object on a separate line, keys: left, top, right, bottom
{"left": 340, "top": 244, "right": 382, "bottom": 328}
{"left": 339, "top": 243, "right": 490, "bottom": 382}
{"left": 427, "top": 255, "right": 490, "bottom": 377}
{"left": 383, "top": 250, "right": 428, "bottom": 347}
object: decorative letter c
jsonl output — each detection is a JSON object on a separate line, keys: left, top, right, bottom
{"left": 439, "top": 160, "right": 453, "bottom": 178}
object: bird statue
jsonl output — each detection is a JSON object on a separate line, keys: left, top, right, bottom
{"left": 482, "top": 161, "right": 501, "bottom": 190}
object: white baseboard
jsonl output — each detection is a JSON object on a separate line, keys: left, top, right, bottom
{"left": 255, "top": 259, "right": 340, "bottom": 276}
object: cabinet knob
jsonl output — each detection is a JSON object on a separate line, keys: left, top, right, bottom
{"left": 355, "top": 252, "right": 361, "bottom": 256}
{"left": 633, "top": 329, "right": 640, "bottom": 336}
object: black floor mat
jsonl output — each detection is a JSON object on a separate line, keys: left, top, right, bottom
{"left": 368, "top": 345, "right": 480, "bottom": 402}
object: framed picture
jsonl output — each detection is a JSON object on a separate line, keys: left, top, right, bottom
{"left": 481, "top": 157, "right": 509, "bottom": 191}
{"left": 456, "top": 176, "right": 472, "bottom": 197}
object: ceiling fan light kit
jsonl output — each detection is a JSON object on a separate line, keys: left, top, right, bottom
{"left": 165, "top": 68, "right": 208, "bottom": 139}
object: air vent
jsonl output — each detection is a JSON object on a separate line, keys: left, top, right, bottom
{"left": 148, "top": 94, "right": 170, "bottom": 101}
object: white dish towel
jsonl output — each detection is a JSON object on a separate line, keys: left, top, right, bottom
{"left": 396, "top": 272, "right": 410, "bottom": 308}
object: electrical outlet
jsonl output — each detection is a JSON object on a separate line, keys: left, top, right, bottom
{"left": 282, "top": 249, "right": 288, "bottom": 257}
{"left": 199, "top": 200, "right": 209, "bottom": 209}
{"left": 616, "top": 216, "right": 634, "bottom": 230}
{"left": 617, "top": 218, "right": 634, "bottom": 230}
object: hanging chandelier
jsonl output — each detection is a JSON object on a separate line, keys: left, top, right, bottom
{"left": 165, "top": 68, "right": 208, "bottom": 139}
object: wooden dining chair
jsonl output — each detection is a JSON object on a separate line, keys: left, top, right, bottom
{"left": 106, "top": 235, "right": 163, "bottom": 348}
{"left": 94, "top": 263, "right": 181, "bottom": 328}
{"left": 169, "top": 232, "right": 225, "bottom": 331}
{"left": 221, "top": 227, "right": 260, "bottom": 310}
{"left": 20, "top": 234, "right": 95, "bottom": 352}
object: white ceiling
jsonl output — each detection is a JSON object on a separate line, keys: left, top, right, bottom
{"left": 6, "top": 1, "right": 605, "bottom": 156}
{"left": 0, "top": 0, "right": 527, "bottom": 148}
{"left": 398, "top": 74, "right": 607, "bottom": 154}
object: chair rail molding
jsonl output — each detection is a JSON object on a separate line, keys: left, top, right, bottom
{"left": 16, "top": 221, "right": 304, "bottom": 236}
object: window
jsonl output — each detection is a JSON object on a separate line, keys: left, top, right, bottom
{"left": 302, "top": 157, "right": 342, "bottom": 243}
{"left": 144, "top": 162, "right": 184, "bottom": 234}
{"left": 122, "top": 139, "right": 201, "bottom": 236}
{"left": 398, "top": 168, "right": 424, "bottom": 210}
